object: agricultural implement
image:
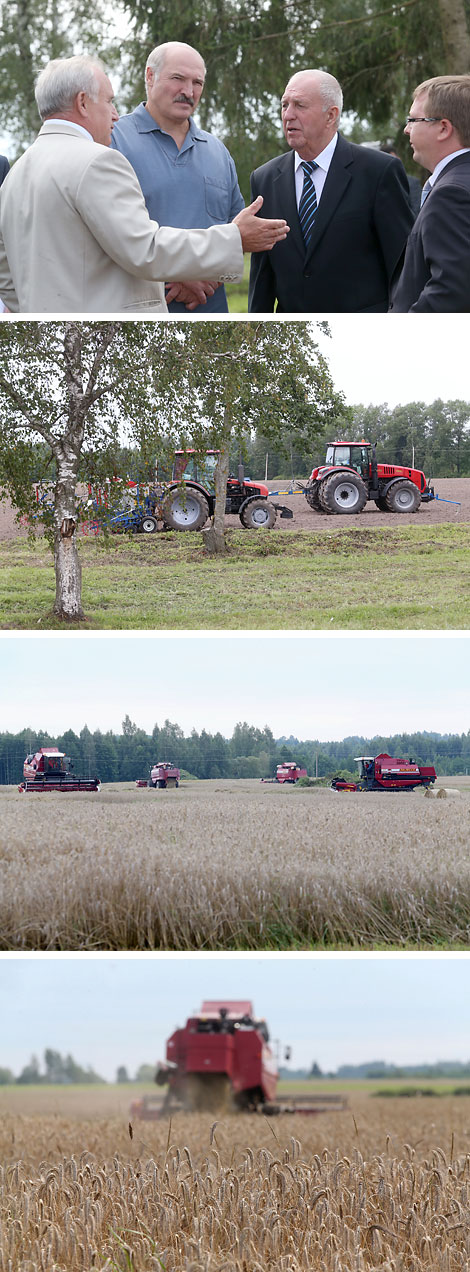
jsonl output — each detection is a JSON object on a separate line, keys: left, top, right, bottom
{"left": 261, "top": 762, "right": 308, "bottom": 784}
{"left": 304, "top": 440, "right": 435, "bottom": 515}
{"left": 331, "top": 753, "right": 437, "bottom": 793}
{"left": 129, "top": 1001, "right": 348, "bottom": 1118}
{"left": 18, "top": 747, "right": 101, "bottom": 793}
{"left": 136, "top": 761, "right": 180, "bottom": 789}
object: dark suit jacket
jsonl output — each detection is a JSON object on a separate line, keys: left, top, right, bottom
{"left": 390, "top": 152, "right": 470, "bottom": 312}
{"left": 248, "top": 134, "right": 413, "bottom": 312}
{"left": 0, "top": 156, "right": 9, "bottom": 187}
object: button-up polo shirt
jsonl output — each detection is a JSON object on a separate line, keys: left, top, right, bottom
{"left": 111, "top": 104, "right": 244, "bottom": 312}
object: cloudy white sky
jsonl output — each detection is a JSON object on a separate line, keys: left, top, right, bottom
{"left": 314, "top": 315, "right": 470, "bottom": 409}
{"left": 3, "top": 954, "right": 469, "bottom": 1080}
{"left": 1, "top": 633, "right": 468, "bottom": 740}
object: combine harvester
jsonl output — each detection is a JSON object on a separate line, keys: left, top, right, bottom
{"left": 129, "top": 1001, "right": 347, "bottom": 1119}
{"left": 136, "top": 761, "right": 180, "bottom": 789}
{"left": 18, "top": 747, "right": 101, "bottom": 793}
{"left": 261, "top": 762, "right": 307, "bottom": 784}
{"left": 331, "top": 753, "right": 437, "bottom": 793}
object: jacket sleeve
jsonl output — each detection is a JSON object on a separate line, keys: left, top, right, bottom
{"left": 75, "top": 148, "right": 244, "bottom": 284}
{"left": 408, "top": 183, "right": 470, "bottom": 311}
{"left": 372, "top": 156, "right": 415, "bottom": 282}
{"left": 247, "top": 170, "right": 277, "bottom": 312}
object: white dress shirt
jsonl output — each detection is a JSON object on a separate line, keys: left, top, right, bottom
{"left": 294, "top": 133, "right": 338, "bottom": 207}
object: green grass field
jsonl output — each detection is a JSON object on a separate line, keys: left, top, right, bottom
{"left": 1, "top": 523, "right": 468, "bottom": 629}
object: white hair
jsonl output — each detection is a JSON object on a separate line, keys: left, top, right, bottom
{"left": 285, "top": 69, "right": 343, "bottom": 115}
{"left": 35, "top": 55, "right": 106, "bottom": 120}
{"left": 145, "top": 42, "right": 206, "bottom": 91}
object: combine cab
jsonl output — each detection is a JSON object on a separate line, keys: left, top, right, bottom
{"left": 331, "top": 753, "right": 437, "bottom": 792}
{"left": 136, "top": 761, "right": 180, "bottom": 789}
{"left": 18, "top": 748, "right": 101, "bottom": 793}
{"left": 304, "top": 440, "right": 434, "bottom": 515}
{"left": 130, "top": 1000, "right": 348, "bottom": 1119}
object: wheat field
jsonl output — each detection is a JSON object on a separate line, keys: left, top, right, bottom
{"left": 1, "top": 1089, "right": 470, "bottom": 1271}
{"left": 1, "top": 780, "right": 469, "bottom": 949}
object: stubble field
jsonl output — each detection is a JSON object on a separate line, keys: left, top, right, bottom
{"left": 1, "top": 779, "right": 469, "bottom": 950}
{"left": 1, "top": 1086, "right": 470, "bottom": 1270}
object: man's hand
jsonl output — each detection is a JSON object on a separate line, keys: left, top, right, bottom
{"left": 165, "top": 280, "right": 221, "bottom": 309}
{"left": 234, "top": 196, "right": 289, "bottom": 252}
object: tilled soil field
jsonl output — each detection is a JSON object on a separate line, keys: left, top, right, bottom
{"left": 1, "top": 477, "right": 468, "bottom": 539}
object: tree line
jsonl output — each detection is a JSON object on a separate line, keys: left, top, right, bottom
{"left": 2, "top": 0, "right": 470, "bottom": 200}
{"left": 1, "top": 721, "right": 469, "bottom": 785}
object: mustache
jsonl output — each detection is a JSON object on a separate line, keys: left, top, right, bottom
{"left": 174, "top": 93, "right": 194, "bottom": 106}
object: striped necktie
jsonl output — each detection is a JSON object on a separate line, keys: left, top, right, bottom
{"left": 298, "top": 160, "right": 319, "bottom": 247}
{"left": 420, "top": 179, "right": 431, "bottom": 206}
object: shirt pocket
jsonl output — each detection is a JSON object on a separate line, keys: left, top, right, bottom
{"left": 204, "top": 176, "right": 230, "bottom": 221}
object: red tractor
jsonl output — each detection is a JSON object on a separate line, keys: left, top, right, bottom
{"left": 304, "top": 440, "right": 434, "bottom": 515}
{"left": 331, "top": 753, "right": 437, "bottom": 792}
{"left": 156, "top": 450, "right": 293, "bottom": 530}
{"left": 18, "top": 747, "right": 101, "bottom": 793}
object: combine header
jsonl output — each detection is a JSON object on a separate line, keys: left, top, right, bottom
{"left": 331, "top": 753, "right": 437, "bottom": 792}
{"left": 18, "top": 748, "right": 101, "bottom": 793}
{"left": 129, "top": 1001, "right": 347, "bottom": 1119}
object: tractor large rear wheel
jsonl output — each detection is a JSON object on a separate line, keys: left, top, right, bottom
{"left": 384, "top": 481, "right": 421, "bottom": 513}
{"left": 162, "top": 488, "right": 210, "bottom": 531}
{"left": 319, "top": 471, "right": 368, "bottom": 515}
{"left": 240, "top": 497, "right": 276, "bottom": 529}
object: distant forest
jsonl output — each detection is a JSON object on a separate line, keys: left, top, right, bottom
{"left": 1, "top": 721, "right": 469, "bottom": 785}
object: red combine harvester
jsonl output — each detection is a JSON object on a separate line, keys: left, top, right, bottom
{"left": 331, "top": 753, "right": 437, "bottom": 793}
{"left": 304, "top": 440, "right": 434, "bottom": 515}
{"left": 135, "top": 761, "right": 180, "bottom": 789}
{"left": 18, "top": 748, "right": 101, "bottom": 793}
{"left": 129, "top": 1001, "right": 348, "bottom": 1119}
{"left": 262, "top": 762, "right": 307, "bottom": 784}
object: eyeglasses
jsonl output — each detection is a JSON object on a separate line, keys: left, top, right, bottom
{"left": 405, "top": 116, "right": 440, "bottom": 125}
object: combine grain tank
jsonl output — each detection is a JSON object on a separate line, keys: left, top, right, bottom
{"left": 18, "top": 748, "right": 101, "bottom": 793}
{"left": 331, "top": 753, "right": 437, "bottom": 792}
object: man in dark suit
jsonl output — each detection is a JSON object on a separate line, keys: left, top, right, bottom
{"left": 0, "top": 156, "right": 9, "bottom": 186}
{"left": 248, "top": 69, "right": 413, "bottom": 313}
{"left": 390, "top": 75, "right": 470, "bottom": 312}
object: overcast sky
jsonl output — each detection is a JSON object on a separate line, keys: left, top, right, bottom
{"left": 1, "top": 633, "right": 468, "bottom": 740}
{"left": 3, "top": 954, "right": 469, "bottom": 1079}
{"left": 314, "top": 315, "right": 470, "bottom": 409}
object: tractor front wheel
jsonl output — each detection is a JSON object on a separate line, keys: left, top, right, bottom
{"left": 140, "top": 515, "right": 158, "bottom": 534}
{"left": 319, "top": 471, "right": 368, "bottom": 515}
{"left": 384, "top": 481, "right": 421, "bottom": 513}
{"left": 240, "top": 498, "right": 277, "bottom": 529}
{"left": 161, "top": 489, "right": 210, "bottom": 531}
{"left": 304, "top": 481, "right": 324, "bottom": 512}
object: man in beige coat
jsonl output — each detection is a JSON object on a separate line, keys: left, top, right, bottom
{"left": 0, "top": 55, "right": 288, "bottom": 313}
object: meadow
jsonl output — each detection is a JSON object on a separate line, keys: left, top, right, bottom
{"left": 1, "top": 1085, "right": 470, "bottom": 1270}
{"left": 1, "top": 779, "right": 469, "bottom": 950}
{"left": 1, "top": 521, "right": 469, "bottom": 629}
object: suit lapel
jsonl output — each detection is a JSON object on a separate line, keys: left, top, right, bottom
{"left": 271, "top": 152, "right": 305, "bottom": 259}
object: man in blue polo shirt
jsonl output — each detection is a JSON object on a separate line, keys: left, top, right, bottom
{"left": 111, "top": 41, "right": 244, "bottom": 313}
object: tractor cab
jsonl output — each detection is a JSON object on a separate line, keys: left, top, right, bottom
{"left": 172, "top": 449, "right": 219, "bottom": 487}
{"left": 325, "top": 442, "right": 371, "bottom": 478}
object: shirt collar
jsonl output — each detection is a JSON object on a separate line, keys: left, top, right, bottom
{"left": 430, "top": 148, "right": 470, "bottom": 185}
{"left": 294, "top": 131, "right": 338, "bottom": 173}
{"left": 41, "top": 118, "right": 94, "bottom": 141}
{"left": 133, "top": 103, "right": 207, "bottom": 141}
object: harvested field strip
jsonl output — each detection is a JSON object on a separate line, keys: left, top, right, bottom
{"left": 2, "top": 1104, "right": 470, "bottom": 1271}
{"left": 0, "top": 525, "right": 469, "bottom": 629}
{"left": 1, "top": 782, "right": 469, "bottom": 950}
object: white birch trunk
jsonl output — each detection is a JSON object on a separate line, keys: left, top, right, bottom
{"left": 53, "top": 443, "right": 84, "bottom": 620}
{"left": 437, "top": 0, "right": 470, "bottom": 71}
{"left": 202, "top": 438, "right": 230, "bottom": 555}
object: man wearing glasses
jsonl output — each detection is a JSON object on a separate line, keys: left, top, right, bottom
{"left": 390, "top": 75, "right": 470, "bottom": 311}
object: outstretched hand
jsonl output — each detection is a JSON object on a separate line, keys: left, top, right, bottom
{"left": 234, "top": 196, "right": 289, "bottom": 253}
